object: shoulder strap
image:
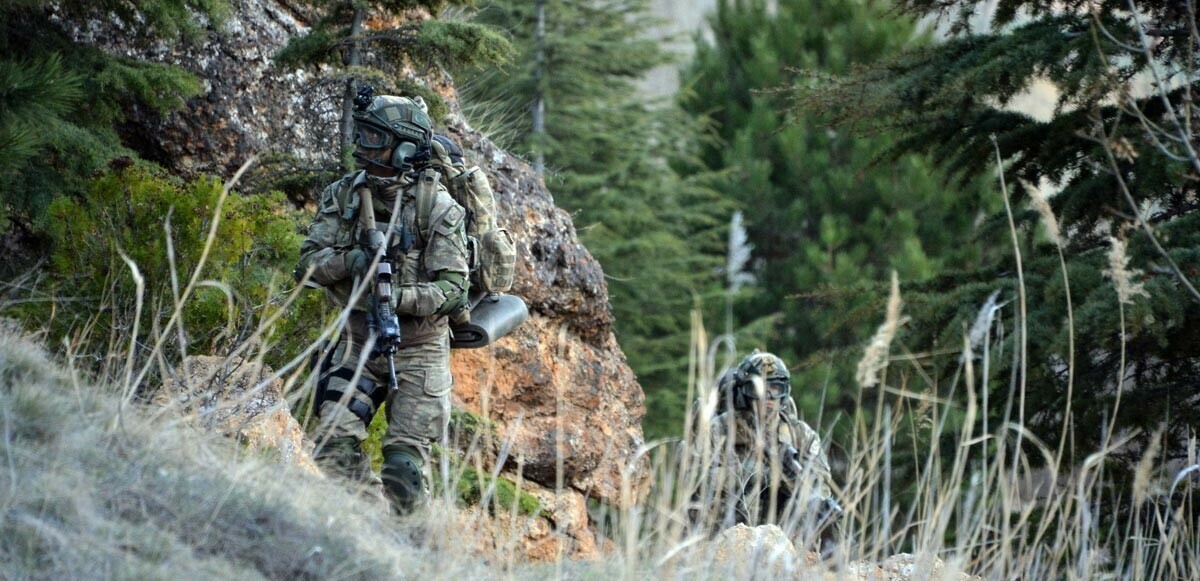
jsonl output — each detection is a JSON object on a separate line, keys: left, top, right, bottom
{"left": 337, "top": 172, "right": 367, "bottom": 221}
{"left": 448, "top": 168, "right": 474, "bottom": 226}
{"left": 415, "top": 168, "right": 441, "bottom": 243}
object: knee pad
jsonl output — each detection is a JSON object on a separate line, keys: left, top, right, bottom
{"left": 316, "top": 367, "right": 387, "bottom": 428}
{"left": 381, "top": 445, "right": 426, "bottom": 515}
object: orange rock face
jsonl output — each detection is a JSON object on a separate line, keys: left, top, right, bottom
{"left": 451, "top": 314, "right": 649, "bottom": 509}
{"left": 445, "top": 120, "right": 651, "bottom": 510}
{"left": 440, "top": 478, "right": 599, "bottom": 562}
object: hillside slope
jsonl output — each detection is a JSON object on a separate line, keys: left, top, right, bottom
{"left": 0, "top": 330, "right": 488, "bottom": 578}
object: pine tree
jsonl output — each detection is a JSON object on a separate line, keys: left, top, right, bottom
{"left": 275, "top": 0, "right": 511, "bottom": 169}
{"left": 791, "top": 0, "right": 1200, "bottom": 467}
{"left": 0, "top": 1, "right": 219, "bottom": 239}
{"left": 459, "top": 0, "right": 731, "bottom": 437}
{"left": 680, "top": 0, "right": 993, "bottom": 424}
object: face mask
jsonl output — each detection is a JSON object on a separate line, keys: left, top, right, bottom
{"left": 365, "top": 174, "right": 399, "bottom": 190}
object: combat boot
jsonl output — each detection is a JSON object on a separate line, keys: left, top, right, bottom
{"left": 381, "top": 444, "right": 428, "bottom": 515}
{"left": 313, "top": 436, "right": 373, "bottom": 482}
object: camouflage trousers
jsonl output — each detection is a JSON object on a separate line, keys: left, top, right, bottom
{"left": 314, "top": 312, "right": 452, "bottom": 472}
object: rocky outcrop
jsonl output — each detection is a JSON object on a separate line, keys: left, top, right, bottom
{"left": 49, "top": 0, "right": 331, "bottom": 175}
{"left": 709, "top": 524, "right": 817, "bottom": 577}
{"left": 700, "top": 524, "right": 975, "bottom": 580}
{"left": 446, "top": 477, "right": 601, "bottom": 562}
{"left": 50, "top": 0, "right": 648, "bottom": 529}
{"left": 846, "top": 553, "right": 974, "bottom": 581}
{"left": 157, "top": 355, "right": 319, "bottom": 474}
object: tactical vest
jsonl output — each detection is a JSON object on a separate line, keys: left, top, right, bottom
{"left": 323, "top": 169, "right": 467, "bottom": 346}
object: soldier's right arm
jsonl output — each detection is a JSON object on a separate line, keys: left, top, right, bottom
{"left": 295, "top": 181, "right": 355, "bottom": 286}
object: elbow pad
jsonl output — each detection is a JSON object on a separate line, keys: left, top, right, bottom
{"left": 433, "top": 271, "right": 468, "bottom": 316}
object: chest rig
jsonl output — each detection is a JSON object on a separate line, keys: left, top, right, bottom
{"left": 338, "top": 169, "right": 442, "bottom": 262}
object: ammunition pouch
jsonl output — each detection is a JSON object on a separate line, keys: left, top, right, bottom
{"left": 477, "top": 228, "right": 515, "bottom": 294}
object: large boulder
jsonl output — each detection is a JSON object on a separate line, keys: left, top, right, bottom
{"left": 708, "top": 524, "right": 817, "bottom": 578}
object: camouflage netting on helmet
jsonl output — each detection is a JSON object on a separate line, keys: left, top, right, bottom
{"left": 354, "top": 95, "right": 434, "bottom": 147}
{"left": 737, "top": 351, "right": 791, "bottom": 384}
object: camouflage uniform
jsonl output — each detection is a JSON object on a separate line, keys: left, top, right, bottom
{"left": 695, "top": 352, "right": 840, "bottom": 549}
{"left": 708, "top": 403, "right": 834, "bottom": 527}
{"left": 300, "top": 168, "right": 468, "bottom": 436}
{"left": 297, "top": 98, "right": 469, "bottom": 512}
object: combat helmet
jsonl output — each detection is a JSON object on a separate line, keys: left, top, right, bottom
{"left": 351, "top": 87, "right": 434, "bottom": 172}
{"left": 732, "top": 349, "right": 791, "bottom": 408}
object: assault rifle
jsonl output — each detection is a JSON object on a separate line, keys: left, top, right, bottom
{"left": 358, "top": 187, "right": 401, "bottom": 393}
{"left": 781, "top": 443, "right": 844, "bottom": 528}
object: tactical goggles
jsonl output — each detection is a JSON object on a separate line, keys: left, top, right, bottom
{"left": 742, "top": 378, "right": 790, "bottom": 400}
{"left": 354, "top": 123, "right": 394, "bottom": 150}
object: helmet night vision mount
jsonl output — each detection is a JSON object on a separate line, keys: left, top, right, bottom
{"left": 351, "top": 86, "right": 434, "bottom": 173}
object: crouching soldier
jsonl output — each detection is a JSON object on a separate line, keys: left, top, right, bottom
{"left": 295, "top": 91, "right": 470, "bottom": 514}
{"left": 698, "top": 350, "right": 842, "bottom": 554}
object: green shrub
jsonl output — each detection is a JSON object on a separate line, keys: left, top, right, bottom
{"left": 24, "top": 164, "right": 322, "bottom": 373}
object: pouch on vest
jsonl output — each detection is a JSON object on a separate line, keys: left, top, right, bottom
{"left": 429, "top": 138, "right": 525, "bottom": 347}
{"left": 446, "top": 166, "right": 516, "bottom": 294}
{"left": 478, "top": 228, "right": 515, "bottom": 293}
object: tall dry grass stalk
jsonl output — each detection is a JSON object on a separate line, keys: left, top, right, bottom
{"left": 1100, "top": 233, "right": 1148, "bottom": 455}
{"left": 587, "top": 296, "right": 1197, "bottom": 579}
{"left": 1023, "top": 178, "right": 1078, "bottom": 471}
{"left": 855, "top": 271, "right": 906, "bottom": 389}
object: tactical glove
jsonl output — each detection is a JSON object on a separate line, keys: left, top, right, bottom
{"left": 345, "top": 249, "right": 371, "bottom": 279}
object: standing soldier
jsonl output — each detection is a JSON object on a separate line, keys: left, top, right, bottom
{"left": 697, "top": 350, "right": 842, "bottom": 553}
{"left": 295, "top": 92, "right": 470, "bottom": 514}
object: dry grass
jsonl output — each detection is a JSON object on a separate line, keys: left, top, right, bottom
{"left": 0, "top": 330, "right": 492, "bottom": 579}
{"left": 0, "top": 162, "right": 1196, "bottom": 580}
{"left": 4, "top": 302, "right": 1197, "bottom": 578}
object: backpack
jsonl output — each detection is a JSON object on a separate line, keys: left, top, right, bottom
{"left": 431, "top": 134, "right": 516, "bottom": 295}
{"left": 428, "top": 134, "right": 527, "bottom": 349}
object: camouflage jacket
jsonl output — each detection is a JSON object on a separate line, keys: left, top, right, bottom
{"left": 297, "top": 169, "right": 469, "bottom": 346}
{"left": 708, "top": 403, "right": 834, "bottom": 510}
